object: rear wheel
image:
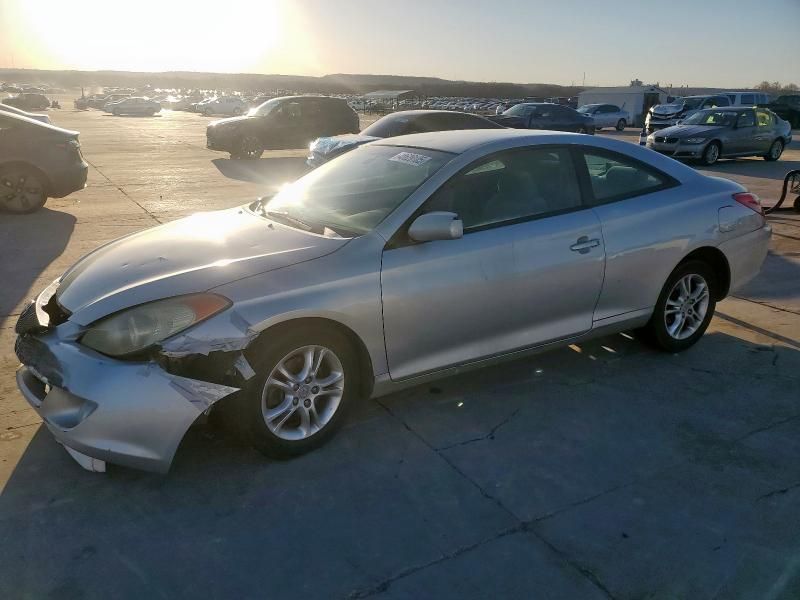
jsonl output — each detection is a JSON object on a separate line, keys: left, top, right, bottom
{"left": 701, "top": 141, "right": 720, "bottom": 165}
{"left": 238, "top": 327, "right": 357, "bottom": 458}
{"left": 764, "top": 139, "right": 783, "bottom": 161}
{"left": 616, "top": 119, "right": 627, "bottom": 131}
{"left": 0, "top": 166, "right": 47, "bottom": 214}
{"left": 641, "top": 260, "right": 716, "bottom": 352}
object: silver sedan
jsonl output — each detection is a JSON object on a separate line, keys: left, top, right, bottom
{"left": 15, "top": 130, "right": 771, "bottom": 473}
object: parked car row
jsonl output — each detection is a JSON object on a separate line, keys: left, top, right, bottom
{"left": 645, "top": 92, "right": 773, "bottom": 133}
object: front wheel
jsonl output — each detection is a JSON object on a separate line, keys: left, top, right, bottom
{"left": 575, "top": 126, "right": 587, "bottom": 134}
{"left": 764, "top": 139, "right": 783, "bottom": 161}
{"left": 239, "top": 328, "right": 357, "bottom": 458}
{"left": 0, "top": 166, "right": 48, "bottom": 214}
{"left": 701, "top": 141, "right": 720, "bottom": 166}
{"left": 233, "top": 135, "right": 264, "bottom": 160}
{"left": 641, "top": 260, "right": 716, "bottom": 352}
{"left": 616, "top": 119, "right": 627, "bottom": 131}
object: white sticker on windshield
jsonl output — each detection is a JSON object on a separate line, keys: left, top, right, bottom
{"left": 389, "top": 152, "right": 432, "bottom": 167}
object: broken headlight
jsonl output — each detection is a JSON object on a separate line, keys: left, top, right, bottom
{"left": 81, "top": 294, "right": 231, "bottom": 357}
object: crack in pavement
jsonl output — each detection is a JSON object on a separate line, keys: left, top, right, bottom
{"left": 756, "top": 481, "right": 800, "bottom": 502}
{"left": 360, "top": 380, "right": 800, "bottom": 598}
{"left": 346, "top": 524, "right": 525, "bottom": 599}
{"left": 367, "top": 398, "right": 617, "bottom": 599}
{"left": 82, "top": 157, "right": 162, "bottom": 225}
{"left": 730, "top": 296, "right": 800, "bottom": 318}
{"left": 435, "top": 407, "right": 521, "bottom": 451}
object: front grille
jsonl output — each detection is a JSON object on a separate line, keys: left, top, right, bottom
{"left": 15, "top": 302, "right": 43, "bottom": 334}
{"left": 14, "top": 335, "right": 63, "bottom": 387}
{"left": 655, "top": 136, "right": 679, "bottom": 144}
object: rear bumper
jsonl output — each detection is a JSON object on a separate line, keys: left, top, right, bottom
{"left": 49, "top": 162, "right": 88, "bottom": 198}
{"left": 719, "top": 223, "right": 772, "bottom": 294}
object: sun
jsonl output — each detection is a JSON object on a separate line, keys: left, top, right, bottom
{"left": 14, "top": 0, "right": 298, "bottom": 74}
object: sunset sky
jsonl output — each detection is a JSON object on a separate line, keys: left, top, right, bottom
{"left": 1, "top": 0, "right": 798, "bottom": 87}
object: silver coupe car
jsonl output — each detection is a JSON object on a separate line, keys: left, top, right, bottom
{"left": 15, "top": 129, "right": 771, "bottom": 473}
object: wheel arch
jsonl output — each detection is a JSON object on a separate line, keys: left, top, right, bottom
{"left": 679, "top": 246, "right": 731, "bottom": 300}
{"left": 0, "top": 160, "right": 53, "bottom": 196}
{"left": 245, "top": 317, "right": 376, "bottom": 399}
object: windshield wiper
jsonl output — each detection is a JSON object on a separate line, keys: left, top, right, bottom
{"left": 264, "top": 210, "right": 313, "bottom": 231}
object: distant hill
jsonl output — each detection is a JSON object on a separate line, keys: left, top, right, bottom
{"left": 0, "top": 68, "right": 582, "bottom": 99}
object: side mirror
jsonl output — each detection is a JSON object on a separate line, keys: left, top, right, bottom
{"left": 408, "top": 211, "right": 463, "bottom": 242}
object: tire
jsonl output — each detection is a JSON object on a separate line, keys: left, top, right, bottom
{"left": 641, "top": 260, "right": 716, "bottom": 353}
{"left": 764, "top": 139, "right": 783, "bottom": 161}
{"left": 237, "top": 326, "right": 358, "bottom": 458}
{"left": 616, "top": 119, "right": 627, "bottom": 131}
{"left": 575, "top": 126, "right": 587, "bottom": 134}
{"left": 701, "top": 141, "right": 720, "bottom": 166}
{"left": 0, "top": 165, "right": 48, "bottom": 214}
{"left": 235, "top": 135, "right": 264, "bottom": 160}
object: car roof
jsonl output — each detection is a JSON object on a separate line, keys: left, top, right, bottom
{"left": 0, "top": 108, "right": 78, "bottom": 135}
{"left": 375, "top": 128, "right": 575, "bottom": 154}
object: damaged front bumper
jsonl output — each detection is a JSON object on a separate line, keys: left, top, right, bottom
{"left": 14, "top": 308, "right": 241, "bottom": 474}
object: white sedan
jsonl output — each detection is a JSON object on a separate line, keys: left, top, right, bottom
{"left": 107, "top": 97, "right": 161, "bottom": 116}
{"left": 578, "top": 104, "right": 631, "bottom": 130}
{"left": 200, "top": 96, "right": 247, "bottom": 116}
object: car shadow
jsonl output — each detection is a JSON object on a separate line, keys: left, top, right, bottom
{"left": 1, "top": 329, "right": 799, "bottom": 598}
{"left": 211, "top": 156, "right": 310, "bottom": 185}
{"left": 0, "top": 207, "right": 76, "bottom": 319}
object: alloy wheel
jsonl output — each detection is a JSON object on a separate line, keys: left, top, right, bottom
{"left": 576, "top": 127, "right": 586, "bottom": 134}
{"left": 770, "top": 141, "right": 783, "bottom": 160}
{"left": 663, "top": 274, "right": 710, "bottom": 340}
{"left": 1, "top": 170, "right": 45, "bottom": 213}
{"left": 261, "top": 345, "right": 345, "bottom": 441}
{"left": 704, "top": 143, "right": 719, "bottom": 164}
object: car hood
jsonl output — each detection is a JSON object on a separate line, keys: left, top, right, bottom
{"left": 312, "top": 134, "right": 379, "bottom": 157}
{"left": 650, "top": 102, "right": 685, "bottom": 116}
{"left": 655, "top": 124, "right": 726, "bottom": 137}
{"left": 57, "top": 207, "right": 349, "bottom": 325}
{"left": 208, "top": 115, "right": 252, "bottom": 128}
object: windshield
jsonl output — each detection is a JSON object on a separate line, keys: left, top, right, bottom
{"left": 681, "top": 98, "right": 705, "bottom": 110}
{"left": 681, "top": 110, "right": 737, "bottom": 126}
{"left": 249, "top": 97, "right": 282, "bottom": 117}
{"left": 503, "top": 104, "right": 536, "bottom": 117}
{"left": 260, "top": 145, "right": 452, "bottom": 235}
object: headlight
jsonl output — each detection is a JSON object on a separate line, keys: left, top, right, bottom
{"left": 81, "top": 293, "right": 231, "bottom": 357}
{"left": 684, "top": 137, "right": 707, "bottom": 144}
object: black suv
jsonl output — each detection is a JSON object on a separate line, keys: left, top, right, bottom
{"left": 2, "top": 93, "right": 51, "bottom": 111}
{"left": 207, "top": 96, "right": 359, "bottom": 159}
{"left": 761, "top": 95, "right": 800, "bottom": 129}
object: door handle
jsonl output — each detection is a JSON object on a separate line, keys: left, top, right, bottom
{"left": 570, "top": 236, "right": 600, "bottom": 254}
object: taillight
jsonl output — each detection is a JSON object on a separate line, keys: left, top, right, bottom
{"left": 733, "top": 192, "right": 763, "bottom": 215}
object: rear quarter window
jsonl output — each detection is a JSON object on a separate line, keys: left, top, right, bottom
{"left": 582, "top": 150, "right": 674, "bottom": 204}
